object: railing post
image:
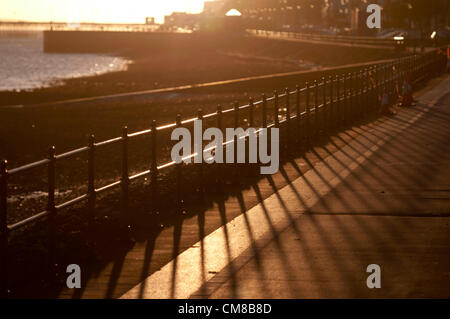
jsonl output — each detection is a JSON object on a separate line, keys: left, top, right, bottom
{"left": 389, "top": 63, "right": 393, "bottom": 90}
{"left": 349, "top": 72, "right": 353, "bottom": 123}
{"left": 336, "top": 75, "right": 341, "bottom": 128}
{"left": 305, "top": 81, "right": 311, "bottom": 144}
{"left": 314, "top": 80, "right": 319, "bottom": 137}
{"left": 216, "top": 105, "right": 223, "bottom": 188}
{"left": 359, "top": 70, "right": 364, "bottom": 118}
{"left": 121, "top": 127, "right": 129, "bottom": 224}
{"left": 356, "top": 70, "right": 361, "bottom": 118}
{"left": 233, "top": 101, "right": 240, "bottom": 185}
{"left": 295, "top": 85, "right": 301, "bottom": 146}
{"left": 373, "top": 65, "right": 378, "bottom": 111}
{"left": 47, "top": 146, "right": 56, "bottom": 276}
{"left": 350, "top": 72, "right": 354, "bottom": 124}
{"left": 372, "top": 64, "right": 376, "bottom": 102}
{"left": 409, "top": 55, "right": 413, "bottom": 76}
{"left": 387, "top": 62, "right": 393, "bottom": 90}
{"left": 233, "top": 101, "right": 240, "bottom": 179}
{"left": 414, "top": 55, "right": 418, "bottom": 81}
{"left": 273, "top": 90, "right": 279, "bottom": 128}
{"left": 412, "top": 55, "right": 417, "bottom": 81}
{"left": 0, "top": 160, "right": 8, "bottom": 297}
{"left": 285, "top": 87, "right": 291, "bottom": 156}
{"left": 354, "top": 71, "right": 359, "bottom": 119}
{"left": 322, "top": 77, "right": 326, "bottom": 134}
{"left": 365, "top": 67, "right": 370, "bottom": 114}
{"left": 175, "top": 114, "right": 185, "bottom": 215}
{"left": 384, "top": 63, "right": 388, "bottom": 87}
{"left": 391, "top": 62, "right": 395, "bottom": 90}
{"left": 343, "top": 74, "right": 348, "bottom": 126}
{"left": 234, "top": 101, "right": 239, "bottom": 128}
{"left": 366, "top": 67, "right": 370, "bottom": 113}
{"left": 217, "top": 105, "right": 223, "bottom": 129}
{"left": 356, "top": 71, "right": 360, "bottom": 120}
{"left": 249, "top": 97, "right": 254, "bottom": 127}
{"left": 87, "top": 135, "right": 96, "bottom": 222}
{"left": 376, "top": 64, "right": 381, "bottom": 109}
{"left": 329, "top": 75, "right": 333, "bottom": 130}
{"left": 261, "top": 94, "right": 268, "bottom": 172}
{"left": 262, "top": 94, "right": 267, "bottom": 128}
{"left": 197, "top": 109, "right": 205, "bottom": 203}
{"left": 248, "top": 98, "right": 255, "bottom": 173}
{"left": 150, "top": 120, "right": 158, "bottom": 216}
{"left": 351, "top": 72, "right": 356, "bottom": 123}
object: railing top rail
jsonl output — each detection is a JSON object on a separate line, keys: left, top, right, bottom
{"left": 95, "top": 137, "right": 123, "bottom": 148}
{"left": 249, "top": 29, "right": 398, "bottom": 43}
{"left": 8, "top": 159, "right": 50, "bottom": 175}
{"left": 55, "top": 146, "right": 89, "bottom": 160}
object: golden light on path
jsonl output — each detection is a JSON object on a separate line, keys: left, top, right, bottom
{"left": 0, "top": 0, "right": 206, "bottom": 24}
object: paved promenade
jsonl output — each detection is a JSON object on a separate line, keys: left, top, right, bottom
{"left": 60, "top": 74, "right": 450, "bottom": 299}
{"left": 197, "top": 75, "right": 450, "bottom": 298}
{"left": 197, "top": 76, "right": 450, "bottom": 298}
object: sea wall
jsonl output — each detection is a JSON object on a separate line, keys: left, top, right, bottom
{"left": 43, "top": 30, "right": 223, "bottom": 54}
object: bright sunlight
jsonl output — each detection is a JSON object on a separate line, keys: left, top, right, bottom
{"left": 0, "top": 0, "right": 206, "bottom": 24}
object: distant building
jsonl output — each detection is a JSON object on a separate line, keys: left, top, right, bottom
{"left": 201, "top": 1, "right": 244, "bottom": 33}
{"left": 145, "top": 17, "right": 155, "bottom": 25}
{"left": 323, "top": 0, "right": 352, "bottom": 29}
{"left": 203, "top": 0, "right": 227, "bottom": 16}
{"left": 222, "top": 0, "right": 324, "bottom": 31}
{"left": 161, "top": 0, "right": 448, "bottom": 35}
{"left": 164, "top": 12, "right": 201, "bottom": 30}
{"left": 226, "top": 0, "right": 449, "bottom": 34}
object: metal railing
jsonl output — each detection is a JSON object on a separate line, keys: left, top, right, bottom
{"left": 0, "top": 49, "right": 445, "bottom": 296}
{"left": 248, "top": 29, "right": 405, "bottom": 48}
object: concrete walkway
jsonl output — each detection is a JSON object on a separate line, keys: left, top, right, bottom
{"left": 120, "top": 74, "right": 450, "bottom": 299}
{"left": 194, "top": 76, "right": 450, "bottom": 299}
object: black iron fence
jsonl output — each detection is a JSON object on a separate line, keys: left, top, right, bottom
{"left": 248, "top": 29, "right": 413, "bottom": 49}
{"left": 0, "top": 49, "right": 446, "bottom": 296}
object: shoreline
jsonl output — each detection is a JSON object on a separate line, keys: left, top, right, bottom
{"left": 0, "top": 31, "right": 131, "bottom": 94}
{"left": 1, "top": 56, "right": 396, "bottom": 110}
{"left": 0, "top": 36, "right": 404, "bottom": 107}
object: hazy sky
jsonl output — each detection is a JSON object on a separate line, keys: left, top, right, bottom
{"left": 0, "top": 0, "right": 206, "bottom": 24}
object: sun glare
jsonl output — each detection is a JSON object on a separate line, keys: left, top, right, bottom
{"left": 0, "top": 0, "right": 206, "bottom": 24}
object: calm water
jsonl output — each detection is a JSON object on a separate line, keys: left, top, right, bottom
{"left": 0, "top": 32, "right": 130, "bottom": 92}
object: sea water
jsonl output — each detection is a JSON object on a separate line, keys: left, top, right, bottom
{"left": 0, "top": 31, "right": 129, "bottom": 92}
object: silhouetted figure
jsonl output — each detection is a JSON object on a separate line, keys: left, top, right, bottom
{"left": 401, "top": 74, "right": 413, "bottom": 107}
{"left": 380, "top": 85, "right": 397, "bottom": 115}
